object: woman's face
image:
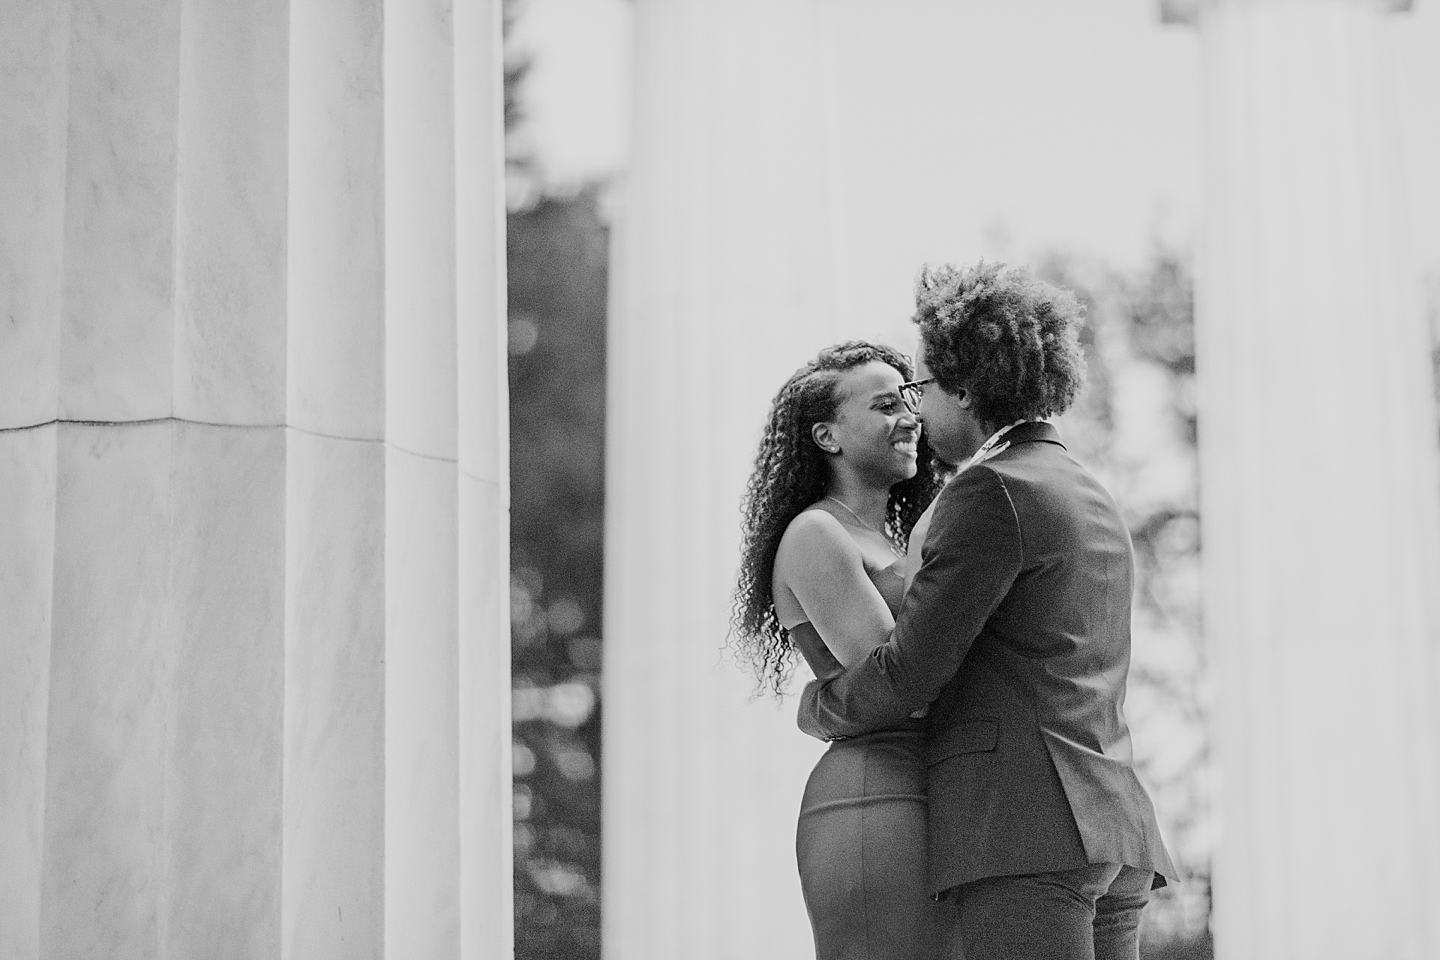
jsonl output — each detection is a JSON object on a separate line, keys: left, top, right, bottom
{"left": 820, "top": 361, "right": 921, "bottom": 486}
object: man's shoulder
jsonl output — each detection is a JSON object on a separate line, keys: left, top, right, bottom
{"left": 987, "top": 431, "right": 1100, "bottom": 494}
{"left": 926, "top": 464, "right": 1021, "bottom": 547}
{"left": 986, "top": 439, "right": 1130, "bottom": 546}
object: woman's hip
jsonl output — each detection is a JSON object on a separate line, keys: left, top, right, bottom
{"left": 800, "top": 729, "right": 928, "bottom": 814}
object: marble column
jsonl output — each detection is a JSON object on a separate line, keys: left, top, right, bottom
{"left": 1190, "top": 1, "right": 1440, "bottom": 956}
{"left": 0, "top": 0, "right": 512, "bottom": 957}
{"left": 602, "top": 2, "right": 841, "bottom": 958}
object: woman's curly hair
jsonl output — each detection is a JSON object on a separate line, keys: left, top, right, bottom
{"left": 914, "top": 260, "right": 1087, "bottom": 426}
{"left": 730, "top": 341, "right": 945, "bottom": 698}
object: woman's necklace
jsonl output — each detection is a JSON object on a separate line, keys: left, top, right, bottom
{"left": 825, "top": 495, "right": 904, "bottom": 559}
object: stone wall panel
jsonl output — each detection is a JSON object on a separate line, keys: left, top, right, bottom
{"left": 458, "top": 472, "right": 510, "bottom": 959}
{"left": 384, "top": 446, "right": 462, "bottom": 959}
{"left": 42, "top": 422, "right": 174, "bottom": 959}
{"left": 384, "top": 0, "right": 459, "bottom": 461}
{"left": 162, "top": 423, "right": 285, "bottom": 959}
{"left": 286, "top": 0, "right": 385, "bottom": 441}
{"left": 282, "top": 430, "right": 386, "bottom": 960}
{"left": 60, "top": 0, "right": 181, "bottom": 421}
{"left": 174, "top": 0, "right": 289, "bottom": 425}
{"left": 454, "top": 0, "right": 506, "bottom": 486}
{"left": 0, "top": 426, "right": 57, "bottom": 960}
{"left": 0, "top": 1, "right": 68, "bottom": 428}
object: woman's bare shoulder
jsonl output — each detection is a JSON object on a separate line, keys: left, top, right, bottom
{"left": 777, "top": 505, "right": 851, "bottom": 549}
{"left": 775, "top": 506, "right": 859, "bottom": 573}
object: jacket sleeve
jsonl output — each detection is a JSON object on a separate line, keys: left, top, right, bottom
{"left": 796, "top": 465, "right": 1023, "bottom": 740}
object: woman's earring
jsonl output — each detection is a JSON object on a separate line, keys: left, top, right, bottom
{"left": 813, "top": 423, "right": 840, "bottom": 455}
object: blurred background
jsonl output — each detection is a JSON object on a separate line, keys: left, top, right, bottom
{"left": 502, "top": 2, "right": 1440, "bottom": 958}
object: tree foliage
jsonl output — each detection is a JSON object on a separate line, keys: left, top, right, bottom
{"left": 507, "top": 189, "right": 608, "bottom": 960}
{"left": 505, "top": 2, "right": 607, "bottom": 955}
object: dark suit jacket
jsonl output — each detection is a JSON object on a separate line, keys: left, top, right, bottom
{"left": 798, "top": 422, "right": 1179, "bottom": 894}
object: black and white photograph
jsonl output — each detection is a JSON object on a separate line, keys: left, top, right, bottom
{"left": 4, "top": 0, "right": 1440, "bottom": 958}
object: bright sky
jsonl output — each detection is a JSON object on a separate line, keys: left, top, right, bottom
{"left": 816, "top": 0, "right": 1203, "bottom": 334}
{"left": 506, "top": 0, "right": 634, "bottom": 186}
{"left": 510, "top": 0, "right": 1440, "bottom": 326}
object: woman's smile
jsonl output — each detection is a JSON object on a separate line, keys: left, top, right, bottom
{"left": 891, "top": 431, "right": 919, "bottom": 458}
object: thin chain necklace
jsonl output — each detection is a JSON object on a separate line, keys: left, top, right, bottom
{"left": 825, "top": 495, "right": 904, "bottom": 558}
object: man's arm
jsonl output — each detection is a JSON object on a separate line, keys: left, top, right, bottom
{"left": 796, "top": 465, "right": 1023, "bottom": 739}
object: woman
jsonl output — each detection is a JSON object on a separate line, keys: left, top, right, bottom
{"left": 732, "top": 341, "right": 949, "bottom": 960}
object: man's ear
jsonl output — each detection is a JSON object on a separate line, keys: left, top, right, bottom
{"left": 954, "top": 386, "right": 971, "bottom": 408}
{"left": 811, "top": 421, "right": 841, "bottom": 455}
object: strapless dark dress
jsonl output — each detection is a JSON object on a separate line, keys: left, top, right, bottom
{"left": 791, "top": 561, "right": 951, "bottom": 960}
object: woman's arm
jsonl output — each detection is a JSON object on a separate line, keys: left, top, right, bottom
{"left": 773, "top": 510, "right": 895, "bottom": 669}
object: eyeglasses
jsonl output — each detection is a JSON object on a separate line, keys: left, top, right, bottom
{"left": 898, "top": 377, "right": 935, "bottom": 413}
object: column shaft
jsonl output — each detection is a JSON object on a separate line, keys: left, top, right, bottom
{"left": 454, "top": 0, "right": 514, "bottom": 955}
{"left": 0, "top": 0, "right": 512, "bottom": 955}
{"left": 1196, "top": 2, "right": 1440, "bottom": 956}
{"left": 604, "top": 2, "right": 836, "bottom": 957}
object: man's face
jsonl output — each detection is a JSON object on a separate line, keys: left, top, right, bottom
{"left": 912, "top": 340, "right": 987, "bottom": 466}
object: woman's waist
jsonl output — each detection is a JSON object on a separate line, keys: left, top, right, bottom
{"left": 800, "top": 726, "right": 928, "bottom": 811}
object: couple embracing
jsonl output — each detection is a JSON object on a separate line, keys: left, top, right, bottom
{"left": 733, "top": 260, "right": 1178, "bottom": 960}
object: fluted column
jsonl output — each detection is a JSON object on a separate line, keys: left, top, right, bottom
{"left": 603, "top": 2, "right": 839, "bottom": 957}
{"left": 0, "top": 0, "right": 511, "bottom": 957}
{"left": 1192, "top": 1, "right": 1440, "bottom": 957}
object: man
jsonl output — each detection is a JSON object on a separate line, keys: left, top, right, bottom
{"left": 798, "top": 261, "right": 1178, "bottom": 960}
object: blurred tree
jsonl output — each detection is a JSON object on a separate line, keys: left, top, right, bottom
{"left": 508, "top": 191, "right": 607, "bottom": 960}
{"left": 504, "top": 3, "right": 607, "bottom": 956}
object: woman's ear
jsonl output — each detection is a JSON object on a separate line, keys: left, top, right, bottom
{"left": 811, "top": 421, "right": 841, "bottom": 455}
